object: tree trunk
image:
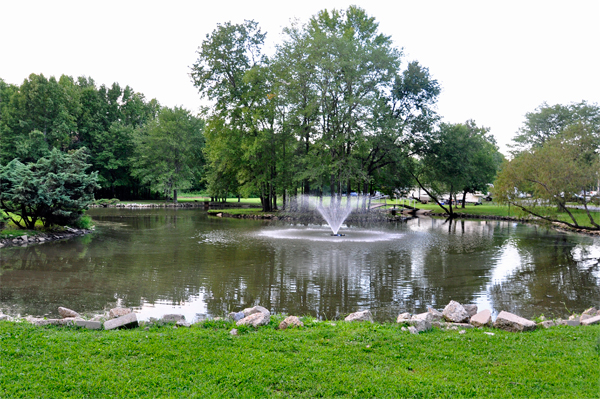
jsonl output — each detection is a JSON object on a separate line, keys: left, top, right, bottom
{"left": 173, "top": 189, "right": 178, "bottom": 204}
{"left": 461, "top": 190, "right": 467, "bottom": 208}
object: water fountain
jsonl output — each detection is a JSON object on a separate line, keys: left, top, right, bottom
{"left": 315, "top": 197, "right": 353, "bottom": 236}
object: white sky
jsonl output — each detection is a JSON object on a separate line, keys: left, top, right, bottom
{"left": 1, "top": 0, "right": 599, "bottom": 155}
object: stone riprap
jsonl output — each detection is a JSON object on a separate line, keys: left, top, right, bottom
{"left": 58, "top": 307, "right": 80, "bottom": 318}
{"left": 470, "top": 309, "right": 492, "bottom": 327}
{"left": 581, "top": 315, "right": 600, "bottom": 326}
{"left": 278, "top": 316, "right": 304, "bottom": 330}
{"left": 228, "top": 311, "right": 245, "bottom": 322}
{"left": 493, "top": 311, "right": 536, "bottom": 332}
{"left": 242, "top": 306, "right": 270, "bottom": 317}
{"left": 104, "top": 312, "right": 138, "bottom": 330}
{"left": 75, "top": 320, "right": 102, "bottom": 330}
{"left": 442, "top": 301, "right": 469, "bottom": 323}
{"left": 237, "top": 312, "right": 270, "bottom": 327}
{"left": 162, "top": 314, "right": 185, "bottom": 322}
{"left": 427, "top": 308, "right": 443, "bottom": 321}
{"left": 109, "top": 308, "right": 132, "bottom": 318}
{"left": 0, "top": 228, "right": 93, "bottom": 248}
{"left": 345, "top": 310, "right": 373, "bottom": 322}
{"left": 396, "top": 312, "right": 411, "bottom": 323}
{"left": 538, "top": 320, "right": 556, "bottom": 329}
{"left": 463, "top": 304, "right": 478, "bottom": 317}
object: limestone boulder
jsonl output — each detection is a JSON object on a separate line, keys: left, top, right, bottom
{"left": 493, "top": 311, "right": 536, "bottom": 332}
{"left": 278, "top": 316, "right": 304, "bottom": 330}
{"left": 581, "top": 314, "right": 600, "bottom": 326}
{"left": 412, "top": 312, "right": 433, "bottom": 323}
{"left": 75, "top": 320, "right": 102, "bottom": 330}
{"left": 463, "top": 304, "right": 478, "bottom": 318}
{"left": 408, "top": 318, "right": 432, "bottom": 333}
{"left": 58, "top": 307, "right": 80, "bottom": 318}
{"left": 109, "top": 307, "right": 132, "bottom": 318}
{"left": 242, "top": 305, "right": 270, "bottom": 317}
{"left": 396, "top": 312, "right": 411, "bottom": 323}
{"left": 345, "top": 310, "right": 373, "bottom": 323}
{"left": 427, "top": 308, "right": 443, "bottom": 321}
{"left": 442, "top": 301, "right": 469, "bottom": 323}
{"left": 582, "top": 307, "right": 598, "bottom": 316}
{"left": 537, "top": 320, "right": 556, "bottom": 329}
{"left": 104, "top": 312, "right": 138, "bottom": 330}
{"left": 237, "top": 312, "right": 270, "bottom": 328}
{"left": 470, "top": 309, "right": 492, "bottom": 327}
{"left": 228, "top": 311, "right": 245, "bottom": 322}
{"left": 230, "top": 328, "right": 238, "bottom": 336}
{"left": 162, "top": 314, "right": 185, "bottom": 323}
{"left": 407, "top": 326, "right": 418, "bottom": 335}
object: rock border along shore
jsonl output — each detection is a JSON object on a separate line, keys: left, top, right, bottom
{"left": 0, "top": 227, "right": 93, "bottom": 249}
{"left": 1, "top": 302, "right": 598, "bottom": 334}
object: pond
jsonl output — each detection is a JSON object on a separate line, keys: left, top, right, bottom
{"left": 1, "top": 208, "right": 599, "bottom": 322}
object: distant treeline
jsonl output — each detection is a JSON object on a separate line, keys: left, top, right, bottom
{"left": 0, "top": 74, "right": 203, "bottom": 200}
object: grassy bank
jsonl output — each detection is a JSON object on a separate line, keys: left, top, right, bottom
{"left": 0, "top": 319, "right": 598, "bottom": 398}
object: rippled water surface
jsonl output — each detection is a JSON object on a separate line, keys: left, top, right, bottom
{"left": 1, "top": 208, "right": 599, "bottom": 322}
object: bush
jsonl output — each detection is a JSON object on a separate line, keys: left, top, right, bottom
{"left": 0, "top": 148, "right": 100, "bottom": 229}
{"left": 70, "top": 215, "right": 93, "bottom": 229}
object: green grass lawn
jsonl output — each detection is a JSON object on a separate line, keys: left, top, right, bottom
{"left": 0, "top": 319, "right": 598, "bottom": 398}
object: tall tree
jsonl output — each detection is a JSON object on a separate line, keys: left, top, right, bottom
{"left": 495, "top": 123, "right": 600, "bottom": 230}
{"left": 131, "top": 107, "right": 204, "bottom": 202}
{"left": 510, "top": 101, "right": 600, "bottom": 153}
{"left": 410, "top": 121, "right": 501, "bottom": 217}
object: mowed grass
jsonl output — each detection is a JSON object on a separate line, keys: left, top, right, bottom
{"left": 0, "top": 319, "right": 598, "bottom": 398}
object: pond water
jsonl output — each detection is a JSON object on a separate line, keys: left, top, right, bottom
{"left": 1, "top": 208, "right": 599, "bottom": 322}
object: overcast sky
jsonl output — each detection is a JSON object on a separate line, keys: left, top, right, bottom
{"left": 2, "top": 0, "right": 599, "bottom": 154}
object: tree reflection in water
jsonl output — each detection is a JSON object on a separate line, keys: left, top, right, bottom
{"left": 1, "top": 209, "right": 598, "bottom": 321}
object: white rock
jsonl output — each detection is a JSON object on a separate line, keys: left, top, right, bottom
{"left": 442, "top": 300, "right": 469, "bottom": 323}
{"left": 581, "top": 314, "right": 600, "bottom": 326}
{"left": 344, "top": 310, "right": 373, "bottom": 322}
{"left": 237, "top": 312, "right": 270, "bottom": 327}
{"left": 537, "top": 320, "right": 556, "bottom": 329}
{"left": 463, "top": 304, "right": 478, "bottom": 317}
{"left": 396, "top": 312, "right": 411, "bottom": 323}
{"left": 109, "top": 307, "right": 132, "bottom": 318}
{"left": 230, "top": 328, "right": 238, "bottom": 336}
{"left": 470, "top": 309, "right": 492, "bottom": 327}
{"left": 278, "top": 316, "right": 304, "bottom": 330}
{"left": 104, "top": 313, "right": 138, "bottom": 330}
{"left": 427, "top": 307, "right": 443, "bottom": 321}
{"left": 242, "top": 306, "right": 270, "bottom": 317}
{"left": 407, "top": 326, "right": 418, "bottom": 334}
{"left": 58, "top": 307, "right": 79, "bottom": 318}
{"left": 493, "top": 311, "right": 536, "bottom": 332}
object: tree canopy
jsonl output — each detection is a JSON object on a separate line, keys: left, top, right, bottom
{"left": 0, "top": 148, "right": 99, "bottom": 229}
{"left": 191, "top": 7, "right": 442, "bottom": 211}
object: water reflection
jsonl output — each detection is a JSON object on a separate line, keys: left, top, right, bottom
{"left": 0, "top": 208, "right": 599, "bottom": 321}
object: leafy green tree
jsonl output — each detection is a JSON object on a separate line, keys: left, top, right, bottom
{"left": 495, "top": 123, "right": 600, "bottom": 230}
{"left": 0, "top": 148, "right": 99, "bottom": 229}
{"left": 191, "top": 20, "right": 282, "bottom": 211}
{"left": 510, "top": 101, "right": 600, "bottom": 153}
{"left": 410, "top": 121, "right": 501, "bottom": 217}
{"left": 131, "top": 107, "right": 204, "bottom": 202}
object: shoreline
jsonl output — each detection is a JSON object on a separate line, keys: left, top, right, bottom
{"left": 0, "top": 227, "right": 93, "bottom": 248}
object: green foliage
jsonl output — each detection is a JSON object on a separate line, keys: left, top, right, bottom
{"left": 131, "top": 107, "right": 205, "bottom": 202}
{"left": 510, "top": 101, "right": 600, "bottom": 153}
{"left": 0, "top": 73, "right": 161, "bottom": 200}
{"left": 411, "top": 121, "right": 502, "bottom": 216}
{"left": 192, "top": 8, "right": 441, "bottom": 211}
{"left": 496, "top": 124, "right": 600, "bottom": 230}
{"left": 0, "top": 148, "right": 99, "bottom": 229}
{"left": 0, "top": 321, "right": 598, "bottom": 398}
